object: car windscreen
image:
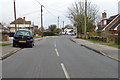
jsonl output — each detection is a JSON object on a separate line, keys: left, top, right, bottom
{"left": 16, "top": 30, "right": 31, "bottom": 36}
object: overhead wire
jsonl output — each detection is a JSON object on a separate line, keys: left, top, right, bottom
{"left": 21, "top": 10, "right": 40, "bottom": 16}
{"left": 35, "top": 0, "right": 69, "bottom": 27}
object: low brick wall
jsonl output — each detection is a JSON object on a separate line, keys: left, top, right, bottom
{"left": 1, "top": 33, "right": 9, "bottom": 41}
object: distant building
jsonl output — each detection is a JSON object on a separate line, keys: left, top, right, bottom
{"left": 118, "top": 1, "right": 120, "bottom": 14}
{"left": 0, "top": 23, "right": 9, "bottom": 41}
{"left": 34, "top": 25, "right": 38, "bottom": 30}
{"left": 0, "top": 23, "right": 9, "bottom": 33}
{"left": 9, "top": 17, "right": 33, "bottom": 33}
{"left": 63, "top": 25, "right": 74, "bottom": 35}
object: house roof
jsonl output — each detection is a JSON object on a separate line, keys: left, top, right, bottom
{"left": 0, "top": 25, "right": 9, "bottom": 30}
{"left": 108, "top": 18, "right": 120, "bottom": 30}
{"left": 34, "top": 25, "right": 38, "bottom": 28}
{"left": 102, "top": 14, "right": 120, "bottom": 31}
{"left": 108, "top": 14, "right": 119, "bottom": 20}
{"left": 65, "top": 25, "right": 73, "bottom": 29}
{"left": 10, "top": 18, "right": 31, "bottom": 24}
{"left": 98, "top": 14, "right": 118, "bottom": 26}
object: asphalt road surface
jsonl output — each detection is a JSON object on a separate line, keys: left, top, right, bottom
{"left": 2, "top": 36, "right": 118, "bottom": 79}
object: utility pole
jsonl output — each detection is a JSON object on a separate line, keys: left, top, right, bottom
{"left": 58, "top": 16, "right": 59, "bottom": 28}
{"left": 63, "top": 21, "right": 64, "bottom": 28}
{"left": 84, "top": 0, "right": 87, "bottom": 39}
{"left": 14, "top": 0, "right": 17, "bottom": 32}
{"left": 41, "top": 5, "right": 44, "bottom": 37}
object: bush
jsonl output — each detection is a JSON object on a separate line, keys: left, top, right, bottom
{"left": 43, "top": 32, "right": 55, "bottom": 36}
{"left": 54, "top": 33, "right": 59, "bottom": 36}
{"left": 9, "top": 33, "right": 15, "bottom": 37}
{"left": 89, "top": 36, "right": 106, "bottom": 42}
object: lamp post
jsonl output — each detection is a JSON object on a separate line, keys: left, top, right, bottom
{"left": 14, "top": 0, "right": 17, "bottom": 32}
{"left": 84, "top": 0, "right": 87, "bottom": 39}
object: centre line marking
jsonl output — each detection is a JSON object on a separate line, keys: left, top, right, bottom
{"left": 55, "top": 44, "right": 56, "bottom": 48}
{"left": 55, "top": 48, "right": 59, "bottom": 56}
{"left": 54, "top": 40, "right": 56, "bottom": 47}
{"left": 61, "top": 63, "right": 70, "bottom": 80}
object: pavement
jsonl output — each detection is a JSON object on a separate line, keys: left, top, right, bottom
{"left": 0, "top": 36, "right": 52, "bottom": 60}
{"left": 0, "top": 40, "right": 12, "bottom": 44}
{"left": 2, "top": 35, "right": 118, "bottom": 78}
{"left": 70, "top": 36, "right": 120, "bottom": 62}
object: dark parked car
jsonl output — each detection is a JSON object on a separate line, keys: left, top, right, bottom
{"left": 13, "top": 30, "right": 34, "bottom": 48}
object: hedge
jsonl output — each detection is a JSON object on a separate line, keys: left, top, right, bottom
{"left": 89, "top": 37, "right": 107, "bottom": 42}
{"left": 43, "top": 32, "right": 55, "bottom": 36}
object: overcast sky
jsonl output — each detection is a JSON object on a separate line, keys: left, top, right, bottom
{"left": 0, "top": 0, "right": 120, "bottom": 29}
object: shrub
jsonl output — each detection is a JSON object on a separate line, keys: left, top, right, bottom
{"left": 89, "top": 36, "right": 106, "bottom": 42}
{"left": 43, "top": 32, "right": 55, "bottom": 36}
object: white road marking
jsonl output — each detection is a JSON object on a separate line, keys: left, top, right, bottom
{"left": 55, "top": 48, "right": 59, "bottom": 56}
{"left": 54, "top": 40, "right": 56, "bottom": 47}
{"left": 61, "top": 63, "right": 70, "bottom": 80}
{"left": 55, "top": 44, "right": 56, "bottom": 48}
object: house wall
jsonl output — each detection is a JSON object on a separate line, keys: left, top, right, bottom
{"left": 9, "top": 24, "right": 33, "bottom": 33}
{"left": 117, "top": 25, "right": 120, "bottom": 31}
{"left": 64, "top": 28, "right": 73, "bottom": 32}
{"left": 10, "top": 24, "right": 30, "bottom": 28}
{"left": 0, "top": 29, "right": 2, "bottom": 33}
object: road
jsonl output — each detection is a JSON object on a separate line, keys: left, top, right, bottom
{"left": 2, "top": 36, "right": 118, "bottom": 79}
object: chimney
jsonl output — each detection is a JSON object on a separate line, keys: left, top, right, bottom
{"left": 102, "top": 12, "right": 107, "bottom": 19}
{"left": 23, "top": 17, "right": 25, "bottom": 24}
{"left": 102, "top": 12, "right": 107, "bottom": 26}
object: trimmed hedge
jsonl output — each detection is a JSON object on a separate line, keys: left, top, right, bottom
{"left": 43, "top": 32, "right": 55, "bottom": 36}
{"left": 89, "top": 37, "right": 107, "bottom": 42}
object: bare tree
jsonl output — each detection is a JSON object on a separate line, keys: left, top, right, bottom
{"left": 68, "top": 0, "right": 99, "bottom": 37}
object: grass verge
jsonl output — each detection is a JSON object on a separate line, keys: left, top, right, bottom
{"left": 101, "top": 43, "right": 120, "bottom": 48}
{"left": 0, "top": 43, "right": 12, "bottom": 46}
{"left": 34, "top": 36, "right": 42, "bottom": 38}
{"left": 34, "top": 36, "right": 47, "bottom": 39}
{"left": 82, "top": 39, "right": 120, "bottom": 48}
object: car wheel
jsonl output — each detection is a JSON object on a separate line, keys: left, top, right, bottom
{"left": 33, "top": 43, "right": 34, "bottom": 46}
{"left": 13, "top": 43, "right": 16, "bottom": 47}
{"left": 30, "top": 43, "right": 33, "bottom": 48}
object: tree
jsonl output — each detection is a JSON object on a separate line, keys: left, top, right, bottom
{"left": 68, "top": 0, "right": 99, "bottom": 37}
{"left": 34, "top": 29, "right": 40, "bottom": 34}
{"left": 54, "top": 28, "right": 61, "bottom": 34}
{"left": 40, "top": 27, "right": 44, "bottom": 33}
{"left": 48, "top": 24, "right": 57, "bottom": 32}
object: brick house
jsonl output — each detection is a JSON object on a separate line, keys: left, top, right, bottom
{"left": 9, "top": 17, "right": 33, "bottom": 33}
{"left": 102, "top": 14, "right": 120, "bottom": 43}
{"left": 97, "top": 12, "right": 118, "bottom": 31}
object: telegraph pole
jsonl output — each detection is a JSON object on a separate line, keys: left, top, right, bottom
{"left": 58, "top": 16, "right": 59, "bottom": 28}
{"left": 14, "top": 0, "right": 17, "bottom": 32}
{"left": 63, "top": 21, "right": 64, "bottom": 28}
{"left": 41, "top": 5, "right": 44, "bottom": 37}
{"left": 84, "top": 0, "right": 87, "bottom": 39}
